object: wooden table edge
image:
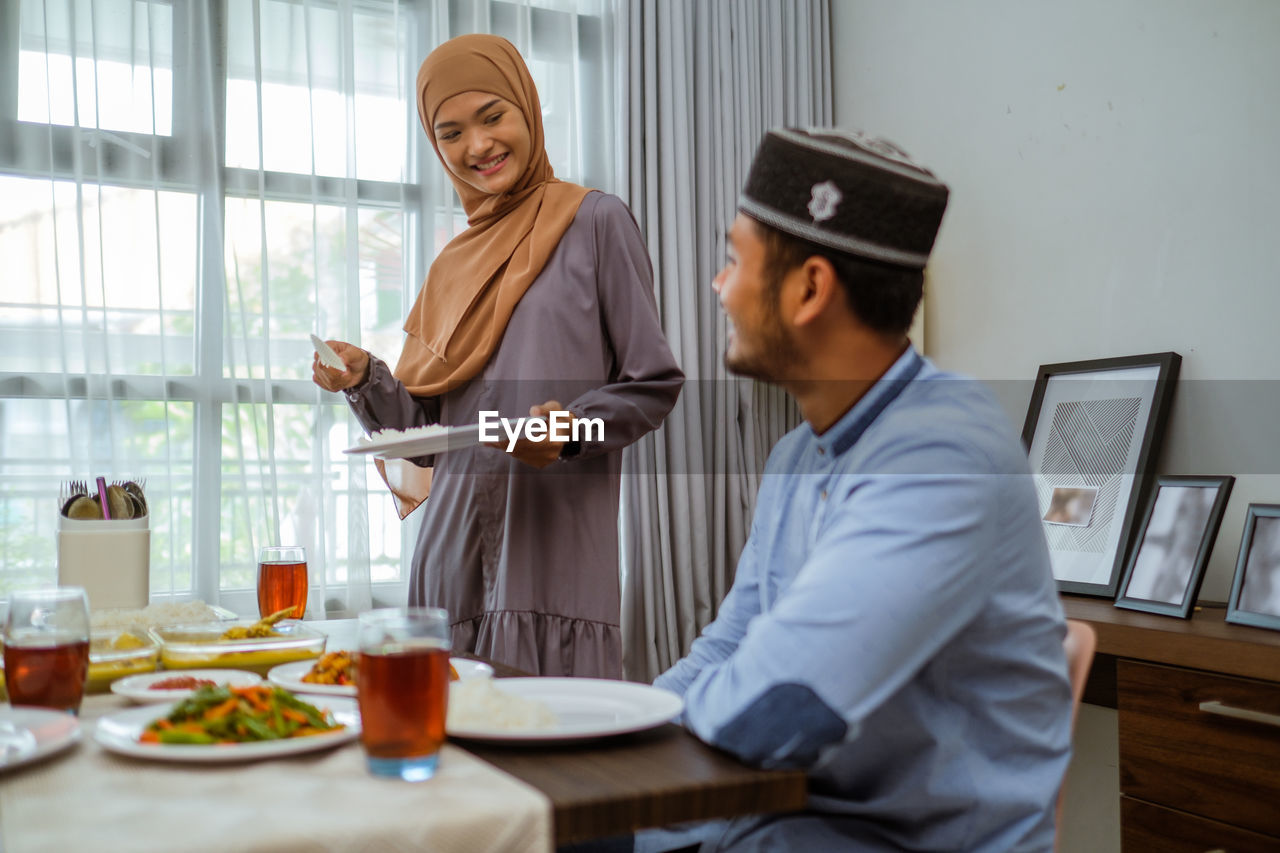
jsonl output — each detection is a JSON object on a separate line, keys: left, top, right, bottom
{"left": 461, "top": 726, "right": 808, "bottom": 844}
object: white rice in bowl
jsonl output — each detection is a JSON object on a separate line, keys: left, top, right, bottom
{"left": 447, "top": 677, "right": 558, "bottom": 732}
{"left": 90, "top": 600, "right": 223, "bottom": 633}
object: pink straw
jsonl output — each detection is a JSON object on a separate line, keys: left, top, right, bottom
{"left": 96, "top": 476, "right": 111, "bottom": 520}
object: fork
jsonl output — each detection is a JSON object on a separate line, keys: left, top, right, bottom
{"left": 60, "top": 479, "right": 89, "bottom": 500}
{"left": 59, "top": 479, "right": 89, "bottom": 512}
{"left": 110, "top": 477, "right": 147, "bottom": 490}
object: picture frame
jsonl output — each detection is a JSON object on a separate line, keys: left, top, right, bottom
{"left": 1114, "top": 475, "right": 1234, "bottom": 618}
{"left": 1021, "top": 352, "right": 1181, "bottom": 597}
{"left": 1225, "top": 504, "right": 1280, "bottom": 632}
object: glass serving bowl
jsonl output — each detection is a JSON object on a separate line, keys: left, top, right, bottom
{"left": 87, "top": 627, "right": 160, "bottom": 693}
{"left": 0, "top": 627, "right": 159, "bottom": 698}
{"left": 150, "top": 620, "right": 327, "bottom": 675}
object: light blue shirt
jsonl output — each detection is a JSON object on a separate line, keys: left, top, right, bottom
{"left": 655, "top": 348, "right": 1071, "bottom": 852}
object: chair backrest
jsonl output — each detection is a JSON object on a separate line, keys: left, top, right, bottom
{"left": 1056, "top": 619, "right": 1097, "bottom": 852}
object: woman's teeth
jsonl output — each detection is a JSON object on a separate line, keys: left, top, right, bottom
{"left": 476, "top": 153, "right": 508, "bottom": 171}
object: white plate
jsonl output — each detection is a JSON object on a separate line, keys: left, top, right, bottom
{"left": 343, "top": 424, "right": 482, "bottom": 459}
{"left": 94, "top": 696, "right": 360, "bottom": 763}
{"left": 0, "top": 706, "right": 82, "bottom": 772}
{"left": 110, "top": 669, "right": 264, "bottom": 704}
{"left": 268, "top": 657, "right": 494, "bottom": 697}
{"left": 447, "top": 678, "right": 683, "bottom": 744}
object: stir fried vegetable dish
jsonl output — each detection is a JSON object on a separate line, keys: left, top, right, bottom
{"left": 300, "top": 651, "right": 461, "bottom": 686}
{"left": 302, "top": 651, "right": 356, "bottom": 686}
{"left": 139, "top": 684, "right": 343, "bottom": 745}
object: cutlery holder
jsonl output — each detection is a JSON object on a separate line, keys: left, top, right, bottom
{"left": 57, "top": 516, "right": 150, "bottom": 609}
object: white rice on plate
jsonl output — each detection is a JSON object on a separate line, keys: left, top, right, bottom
{"left": 358, "top": 424, "right": 451, "bottom": 447}
{"left": 447, "top": 677, "right": 557, "bottom": 732}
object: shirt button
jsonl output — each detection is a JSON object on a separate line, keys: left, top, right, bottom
{"left": 817, "top": 447, "right": 826, "bottom": 456}
{"left": 820, "top": 490, "right": 828, "bottom": 500}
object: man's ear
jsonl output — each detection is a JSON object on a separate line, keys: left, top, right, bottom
{"left": 791, "top": 255, "right": 840, "bottom": 327}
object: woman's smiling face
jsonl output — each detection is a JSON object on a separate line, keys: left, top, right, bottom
{"left": 432, "top": 90, "right": 532, "bottom": 196}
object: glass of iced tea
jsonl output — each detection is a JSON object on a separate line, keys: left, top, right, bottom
{"left": 257, "top": 546, "right": 308, "bottom": 619}
{"left": 356, "top": 607, "right": 451, "bottom": 782}
{"left": 2, "top": 587, "right": 91, "bottom": 714}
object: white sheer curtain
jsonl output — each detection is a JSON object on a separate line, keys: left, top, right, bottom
{"left": 0, "top": 0, "right": 615, "bottom": 616}
{"left": 613, "top": 0, "right": 832, "bottom": 682}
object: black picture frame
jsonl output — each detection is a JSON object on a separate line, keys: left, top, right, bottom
{"left": 1225, "top": 504, "right": 1280, "bottom": 632}
{"left": 1114, "top": 475, "right": 1234, "bottom": 618}
{"left": 1021, "top": 352, "right": 1181, "bottom": 597}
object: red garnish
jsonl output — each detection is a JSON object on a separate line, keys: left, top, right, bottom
{"left": 149, "top": 676, "right": 217, "bottom": 690}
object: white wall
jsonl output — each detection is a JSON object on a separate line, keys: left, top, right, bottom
{"left": 831, "top": 3, "right": 1280, "bottom": 850}
{"left": 832, "top": 0, "right": 1280, "bottom": 603}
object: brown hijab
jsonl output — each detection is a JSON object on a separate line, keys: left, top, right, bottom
{"left": 395, "top": 33, "right": 591, "bottom": 394}
{"left": 379, "top": 34, "right": 590, "bottom": 516}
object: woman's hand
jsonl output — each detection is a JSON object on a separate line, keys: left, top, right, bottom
{"left": 311, "top": 340, "right": 371, "bottom": 392}
{"left": 496, "top": 400, "right": 573, "bottom": 469}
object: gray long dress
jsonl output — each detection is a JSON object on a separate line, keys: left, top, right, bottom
{"left": 345, "top": 192, "right": 683, "bottom": 678}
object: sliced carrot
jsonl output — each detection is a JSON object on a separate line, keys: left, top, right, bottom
{"left": 203, "top": 697, "right": 239, "bottom": 721}
{"left": 237, "top": 689, "right": 271, "bottom": 713}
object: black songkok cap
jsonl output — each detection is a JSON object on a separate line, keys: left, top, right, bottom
{"left": 738, "top": 128, "right": 949, "bottom": 270}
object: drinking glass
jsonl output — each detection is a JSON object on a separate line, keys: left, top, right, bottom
{"left": 356, "top": 607, "right": 451, "bottom": 781}
{"left": 257, "top": 546, "right": 308, "bottom": 619}
{"left": 3, "top": 587, "right": 91, "bottom": 713}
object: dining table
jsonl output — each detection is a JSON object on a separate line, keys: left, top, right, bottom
{"left": 0, "top": 618, "right": 808, "bottom": 852}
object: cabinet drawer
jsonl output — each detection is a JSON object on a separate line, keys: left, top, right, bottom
{"left": 1122, "top": 796, "right": 1280, "bottom": 853}
{"left": 1118, "top": 660, "right": 1280, "bottom": 837}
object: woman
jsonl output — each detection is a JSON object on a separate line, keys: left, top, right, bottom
{"left": 313, "top": 34, "right": 682, "bottom": 678}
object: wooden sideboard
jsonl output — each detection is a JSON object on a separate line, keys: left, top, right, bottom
{"left": 1062, "top": 596, "right": 1280, "bottom": 852}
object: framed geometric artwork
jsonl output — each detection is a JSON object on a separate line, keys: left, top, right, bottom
{"left": 1225, "top": 504, "right": 1280, "bottom": 632}
{"left": 1021, "top": 352, "right": 1181, "bottom": 597}
{"left": 1114, "top": 475, "right": 1234, "bottom": 618}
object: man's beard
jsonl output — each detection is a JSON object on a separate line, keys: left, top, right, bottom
{"left": 723, "top": 298, "right": 801, "bottom": 383}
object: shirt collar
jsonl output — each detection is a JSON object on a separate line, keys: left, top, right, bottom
{"left": 813, "top": 346, "right": 924, "bottom": 458}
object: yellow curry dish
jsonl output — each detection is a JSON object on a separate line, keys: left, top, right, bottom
{"left": 151, "top": 620, "right": 326, "bottom": 675}
{"left": 0, "top": 628, "right": 159, "bottom": 697}
{"left": 87, "top": 629, "right": 160, "bottom": 693}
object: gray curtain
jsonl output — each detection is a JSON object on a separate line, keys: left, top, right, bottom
{"left": 614, "top": 0, "right": 833, "bottom": 683}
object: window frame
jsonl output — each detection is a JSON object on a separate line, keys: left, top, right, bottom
{"left": 0, "top": 0, "right": 433, "bottom": 613}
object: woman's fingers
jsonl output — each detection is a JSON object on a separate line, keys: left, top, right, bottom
{"left": 309, "top": 341, "right": 370, "bottom": 391}
{"left": 502, "top": 435, "right": 563, "bottom": 469}
{"left": 311, "top": 354, "right": 335, "bottom": 390}
{"left": 529, "top": 399, "right": 563, "bottom": 418}
{"left": 312, "top": 357, "right": 354, "bottom": 392}
{"left": 330, "top": 341, "right": 370, "bottom": 386}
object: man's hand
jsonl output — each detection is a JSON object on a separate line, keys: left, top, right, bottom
{"left": 311, "top": 340, "right": 371, "bottom": 392}
{"left": 493, "top": 400, "right": 573, "bottom": 469}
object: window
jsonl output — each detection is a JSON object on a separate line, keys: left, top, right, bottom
{"left": 0, "top": 0, "right": 610, "bottom": 614}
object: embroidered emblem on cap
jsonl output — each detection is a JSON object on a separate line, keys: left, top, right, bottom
{"left": 807, "top": 181, "right": 842, "bottom": 222}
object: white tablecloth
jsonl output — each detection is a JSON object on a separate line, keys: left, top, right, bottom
{"left": 0, "top": 692, "right": 552, "bottom": 853}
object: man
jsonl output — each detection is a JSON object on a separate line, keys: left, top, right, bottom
{"left": 651, "top": 129, "right": 1071, "bottom": 852}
